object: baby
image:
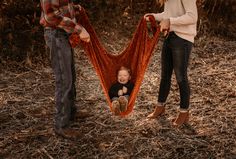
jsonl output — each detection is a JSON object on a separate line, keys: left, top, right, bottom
{"left": 109, "top": 66, "right": 134, "bottom": 115}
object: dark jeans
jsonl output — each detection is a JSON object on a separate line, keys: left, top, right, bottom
{"left": 158, "top": 32, "right": 193, "bottom": 109}
{"left": 44, "top": 28, "right": 77, "bottom": 128}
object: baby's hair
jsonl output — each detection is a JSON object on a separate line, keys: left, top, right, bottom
{"left": 117, "top": 66, "right": 131, "bottom": 76}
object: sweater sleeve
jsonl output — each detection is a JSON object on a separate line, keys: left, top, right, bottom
{"left": 109, "top": 83, "right": 119, "bottom": 99}
{"left": 170, "top": 0, "right": 198, "bottom": 25}
{"left": 126, "top": 82, "right": 134, "bottom": 96}
{"left": 154, "top": 12, "right": 165, "bottom": 22}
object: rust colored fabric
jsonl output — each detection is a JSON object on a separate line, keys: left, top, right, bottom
{"left": 70, "top": 8, "right": 160, "bottom": 116}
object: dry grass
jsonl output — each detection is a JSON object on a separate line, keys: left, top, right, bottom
{"left": 0, "top": 30, "right": 236, "bottom": 159}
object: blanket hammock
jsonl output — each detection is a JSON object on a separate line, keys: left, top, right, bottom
{"left": 70, "top": 8, "right": 161, "bottom": 116}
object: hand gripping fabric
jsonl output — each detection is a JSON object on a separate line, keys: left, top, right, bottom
{"left": 70, "top": 8, "right": 161, "bottom": 116}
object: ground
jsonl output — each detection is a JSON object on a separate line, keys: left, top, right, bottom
{"left": 0, "top": 17, "right": 236, "bottom": 158}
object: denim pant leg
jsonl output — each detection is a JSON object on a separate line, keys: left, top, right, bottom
{"left": 158, "top": 32, "right": 192, "bottom": 109}
{"left": 70, "top": 49, "right": 77, "bottom": 112}
{"left": 158, "top": 38, "right": 173, "bottom": 103}
{"left": 44, "top": 28, "right": 76, "bottom": 128}
{"left": 170, "top": 33, "right": 192, "bottom": 109}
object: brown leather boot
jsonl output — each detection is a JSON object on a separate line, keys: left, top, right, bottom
{"left": 118, "top": 96, "right": 128, "bottom": 112}
{"left": 55, "top": 127, "right": 81, "bottom": 140}
{"left": 172, "top": 110, "right": 189, "bottom": 127}
{"left": 147, "top": 105, "right": 165, "bottom": 119}
{"left": 70, "top": 109, "right": 92, "bottom": 121}
{"left": 112, "top": 100, "right": 121, "bottom": 115}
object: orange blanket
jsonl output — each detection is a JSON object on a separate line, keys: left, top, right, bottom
{"left": 70, "top": 8, "right": 160, "bottom": 116}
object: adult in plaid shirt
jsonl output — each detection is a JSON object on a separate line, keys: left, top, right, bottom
{"left": 40, "top": 0, "right": 90, "bottom": 139}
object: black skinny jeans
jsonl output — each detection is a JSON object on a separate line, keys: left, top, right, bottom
{"left": 158, "top": 32, "right": 193, "bottom": 109}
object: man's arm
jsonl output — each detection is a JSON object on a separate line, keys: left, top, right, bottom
{"left": 41, "top": 0, "right": 82, "bottom": 33}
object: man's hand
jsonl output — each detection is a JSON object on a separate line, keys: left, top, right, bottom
{"left": 79, "top": 27, "right": 90, "bottom": 43}
{"left": 74, "top": 4, "right": 82, "bottom": 11}
{"left": 118, "top": 90, "right": 123, "bottom": 96}
{"left": 122, "top": 86, "right": 128, "bottom": 94}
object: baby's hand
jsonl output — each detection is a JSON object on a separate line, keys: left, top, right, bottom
{"left": 118, "top": 90, "right": 123, "bottom": 96}
{"left": 122, "top": 86, "right": 128, "bottom": 94}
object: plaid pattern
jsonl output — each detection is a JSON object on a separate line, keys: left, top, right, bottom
{"left": 40, "top": 0, "right": 82, "bottom": 33}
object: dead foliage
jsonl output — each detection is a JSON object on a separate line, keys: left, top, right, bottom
{"left": 0, "top": 0, "right": 236, "bottom": 158}
{"left": 0, "top": 28, "right": 236, "bottom": 158}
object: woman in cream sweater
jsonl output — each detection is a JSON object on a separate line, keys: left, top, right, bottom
{"left": 145, "top": 0, "right": 198, "bottom": 127}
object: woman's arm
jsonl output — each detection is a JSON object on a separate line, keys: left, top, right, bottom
{"left": 153, "top": 12, "right": 166, "bottom": 22}
{"left": 144, "top": 11, "right": 165, "bottom": 22}
{"left": 170, "top": 0, "right": 198, "bottom": 25}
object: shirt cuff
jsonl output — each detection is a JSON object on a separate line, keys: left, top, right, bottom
{"left": 169, "top": 17, "right": 177, "bottom": 25}
{"left": 75, "top": 24, "right": 83, "bottom": 34}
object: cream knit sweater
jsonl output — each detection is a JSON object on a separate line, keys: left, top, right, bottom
{"left": 154, "top": 0, "right": 198, "bottom": 43}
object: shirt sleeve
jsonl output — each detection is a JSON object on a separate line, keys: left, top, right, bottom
{"left": 41, "top": 0, "right": 82, "bottom": 33}
{"left": 126, "top": 82, "right": 134, "bottom": 96}
{"left": 170, "top": 0, "right": 198, "bottom": 25}
{"left": 109, "top": 83, "right": 119, "bottom": 99}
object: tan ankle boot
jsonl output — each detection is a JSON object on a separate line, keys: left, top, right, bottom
{"left": 147, "top": 105, "right": 165, "bottom": 119}
{"left": 172, "top": 110, "right": 189, "bottom": 127}
{"left": 112, "top": 100, "right": 121, "bottom": 115}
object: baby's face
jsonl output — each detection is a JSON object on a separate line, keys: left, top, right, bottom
{"left": 118, "top": 70, "right": 130, "bottom": 84}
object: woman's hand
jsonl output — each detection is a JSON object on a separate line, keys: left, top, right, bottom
{"left": 160, "top": 19, "right": 170, "bottom": 36}
{"left": 144, "top": 13, "right": 155, "bottom": 21}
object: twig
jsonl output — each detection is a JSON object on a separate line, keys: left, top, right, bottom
{"left": 94, "top": 121, "right": 109, "bottom": 127}
{"left": 41, "top": 148, "right": 54, "bottom": 159}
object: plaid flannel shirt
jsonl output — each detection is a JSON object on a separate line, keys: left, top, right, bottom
{"left": 40, "top": 0, "right": 82, "bottom": 33}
